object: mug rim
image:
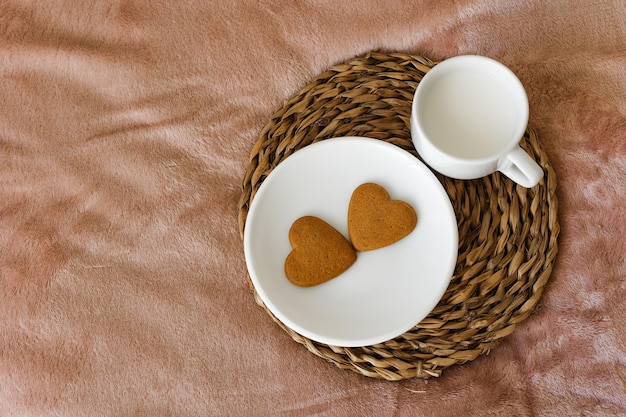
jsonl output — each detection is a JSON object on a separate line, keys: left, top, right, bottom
{"left": 411, "top": 55, "right": 529, "bottom": 165}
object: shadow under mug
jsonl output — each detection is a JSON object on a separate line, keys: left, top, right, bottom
{"left": 410, "top": 55, "right": 543, "bottom": 188}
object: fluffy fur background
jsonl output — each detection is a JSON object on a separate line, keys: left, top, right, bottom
{"left": 1, "top": 0, "right": 625, "bottom": 415}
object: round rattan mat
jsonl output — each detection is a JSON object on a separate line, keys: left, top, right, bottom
{"left": 237, "top": 52, "right": 559, "bottom": 380}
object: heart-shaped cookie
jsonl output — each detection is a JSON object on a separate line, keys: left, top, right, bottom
{"left": 285, "top": 216, "right": 357, "bottom": 287}
{"left": 348, "top": 183, "right": 417, "bottom": 251}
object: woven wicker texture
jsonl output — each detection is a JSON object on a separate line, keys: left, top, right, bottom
{"left": 238, "top": 52, "right": 560, "bottom": 380}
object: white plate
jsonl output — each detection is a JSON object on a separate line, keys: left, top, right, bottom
{"left": 243, "top": 137, "right": 458, "bottom": 347}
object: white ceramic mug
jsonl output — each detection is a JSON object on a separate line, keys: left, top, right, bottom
{"left": 410, "top": 55, "right": 543, "bottom": 188}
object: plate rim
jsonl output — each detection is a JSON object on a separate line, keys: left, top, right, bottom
{"left": 243, "top": 136, "right": 458, "bottom": 347}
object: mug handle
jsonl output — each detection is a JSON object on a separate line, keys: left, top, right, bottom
{"left": 497, "top": 145, "right": 544, "bottom": 188}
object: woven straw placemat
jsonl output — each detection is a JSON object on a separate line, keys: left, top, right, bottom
{"left": 237, "top": 52, "right": 559, "bottom": 380}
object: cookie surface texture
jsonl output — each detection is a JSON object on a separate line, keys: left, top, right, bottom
{"left": 348, "top": 183, "right": 417, "bottom": 252}
{"left": 285, "top": 216, "right": 357, "bottom": 287}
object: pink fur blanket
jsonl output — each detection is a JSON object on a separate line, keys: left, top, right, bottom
{"left": 1, "top": 1, "right": 625, "bottom": 415}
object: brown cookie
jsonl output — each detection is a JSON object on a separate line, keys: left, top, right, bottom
{"left": 285, "top": 216, "right": 357, "bottom": 287}
{"left": 348, "top": 183, "right": 417, "bottom": 251}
